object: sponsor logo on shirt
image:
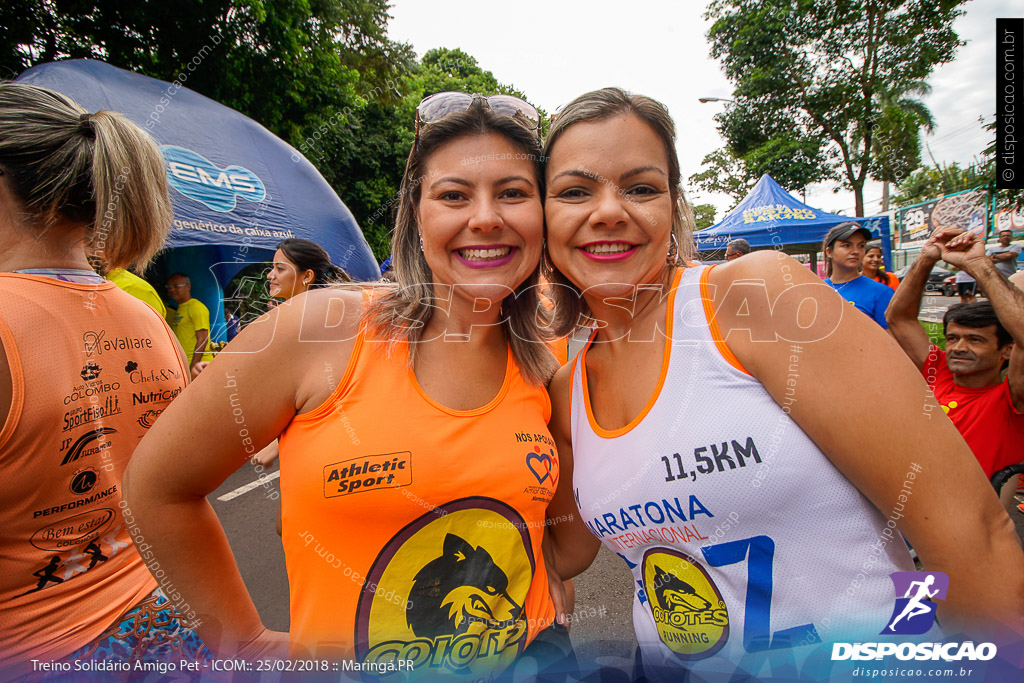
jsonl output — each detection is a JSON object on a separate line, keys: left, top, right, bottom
{"left": 69, "top": 467, "right": 99, "bottom": 495}
{"left": 523, "top": 445, "right": 557, "bottom": 503}
{"left": 324, "top": 452, "right": 412, "bottom": 498}
{"left": 62, "top": 396, "right": 121, "bottom": 432}
{"left": 83, "top": 329, "right": 106, "bottom": 356}
{"left": 126, "top": 364, "right": 183, "bottom": 384}
{"left": 30, "top": 507, "right": 116, "bottom": 549}
{"left": 83, "top": 329, "right": 153, "bottom": 356}
{"left": 33, "top": 488, "right": 117, "bottom": 519}
{"left": 132, "top": 388, "right": 183, "bottom": 406}
{"left": 80, "top": 361, "right": 101, "bottom": 381}
{"left": 355, "top": 498, "right": 533, "bottom": 679}
{"left": 642, "top": 549, "right": 729, "bottom": 660}
{"left": 525, "top": 445, "right": 557, "bottom": 486}
{"left": 60, "top": 427, "right": 117, "bottom": 465}
{"left": 64, "top": 342, "right": 134, "bottom": 405}
{"left": 62, "top": 373, "right": 122, "bottom": 405}
{"left": 19, "top": 521, "right": 130, "bottom": 595}
{"left": 137, "top": 409, "right": 164, "bottom": 429}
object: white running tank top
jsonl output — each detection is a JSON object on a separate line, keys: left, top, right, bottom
{"left": 571, "top": 266, "right": 914, "bottom": 681}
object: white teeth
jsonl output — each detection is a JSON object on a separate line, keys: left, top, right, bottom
{"left": 583, "top": 243, "right": 633, "bottom": 254}
{"left": 459, "top": 247, "right": 511, "bottom": 260}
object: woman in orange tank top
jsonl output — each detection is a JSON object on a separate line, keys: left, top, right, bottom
{"left": 0, "top": 83, "right": 203, "bottom": 677}
{"left": 862, "top": 242, "right": 899, "bottom": 291}
{"left": 126, "top": 94, "right": 577, "bottom": 679}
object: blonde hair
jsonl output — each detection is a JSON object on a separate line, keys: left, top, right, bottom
{"left": 542, "top": 87, "right": 696, "bottom": 336}
{"left": 0, "top": 82, "right": 172, "bottom": 273}
{"left": 364, "top": 100, "right": 556, "bottom": 386}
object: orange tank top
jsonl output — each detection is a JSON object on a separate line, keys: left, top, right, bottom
{"left": 0, "top": 274, "right": 187, "bottom": 668}
{"left": 279, "top": 315, "right": 558, "bottom": 677}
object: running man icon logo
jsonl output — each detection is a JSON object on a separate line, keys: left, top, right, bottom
{"left": 881, "top": 571, "right": 949, "bottom": 635}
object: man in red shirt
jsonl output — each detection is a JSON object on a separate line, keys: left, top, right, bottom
{"left": 887, "top": 227, "right": 1024, "bottom": 511}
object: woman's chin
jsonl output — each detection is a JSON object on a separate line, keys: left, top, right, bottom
{"left": 449, "top": 282, "right": 519, "bottom": 306}
{"left": 591, "top": 283, "right": 643, "bottom": 302}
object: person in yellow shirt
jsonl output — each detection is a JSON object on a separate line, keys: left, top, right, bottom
{"left": 106, "top": 267, "right": 166, "bottom": 317}
{"left": 166, "top": 272, "right": 213, "bottom": 371}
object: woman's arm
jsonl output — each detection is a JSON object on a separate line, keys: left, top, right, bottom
{"left": 122, "top": 288, "right": 362, "bottom": 657}
{"left": 711, "top": 251, "right": 1024, "bottom": 635}
{"left": 545, "top": 362, "right": 601, "bottom": 580}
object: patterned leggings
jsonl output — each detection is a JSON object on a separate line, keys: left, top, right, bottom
{"left": 23, "top": 588, "right": 211, "bottom": 682}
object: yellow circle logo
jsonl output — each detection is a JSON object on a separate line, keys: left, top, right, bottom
{"left": 642, "top": 548, "right": 729, "bottom": 660}
{"left": 355, "top": 498, "right": 534, "bottom": 679}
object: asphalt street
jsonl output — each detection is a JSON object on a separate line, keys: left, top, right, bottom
{"left": 918, "top": 292, "right": 968, "bottom": 322}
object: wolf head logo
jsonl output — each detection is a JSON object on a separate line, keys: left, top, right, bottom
{"left": 654, "top": 566, "right": 711, "bottom": 615}
{"left": 407, "top": 533, "right": 522, "bottom": 639}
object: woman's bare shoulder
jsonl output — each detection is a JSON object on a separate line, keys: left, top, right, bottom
{"left": 280, "top": 284, "right": 376, "bottom": 344}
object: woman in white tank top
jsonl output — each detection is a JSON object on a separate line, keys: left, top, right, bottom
{"left": 539, "top": 88, "right": 1024, "bottom": 681}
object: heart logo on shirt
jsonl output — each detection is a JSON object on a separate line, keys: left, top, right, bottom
{"left": 526, "top": 447, "right": 557, "bottom": 486}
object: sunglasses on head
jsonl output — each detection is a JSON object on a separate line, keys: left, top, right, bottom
{"left": 415, "top": 92, "right": 541, "bottom": 138}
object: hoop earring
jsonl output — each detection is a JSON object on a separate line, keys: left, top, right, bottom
{"left": 666, "top": 233, "right": 680, "bottom": 266}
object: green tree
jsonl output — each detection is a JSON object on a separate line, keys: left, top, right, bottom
{"left": 862, "top": 81, "right": 936, "bottom": 210}
{"left": 714, "top": 101, "right": 836, "bottom": 195}
{"left": 0, "top": 1, "right": 410, "bottom": 121}
{"left": 692, "top": 203, "right": 718, "bottom": 231}
{"left": 410, "top": 48, "right": 532, "bottom": 102}
{"left": 321, "top": 47, "right": 538, "bottom": 259}
{"left": 980, "top": 115, "right": 1023, "bottom": 211}
{"left": 688, "top": 148, "right": 759, "bottom": 209}
{"left": 2, "top": 5, "right": 539, "bottom": 262}
{"left": 892, "top": 161, "right": 987, "bottom": 207}
{"left": 705, "top": 0, "right": 964, "bottom": 216}
{"left": 1, "top": 1, "right": 413, "bottom": 259}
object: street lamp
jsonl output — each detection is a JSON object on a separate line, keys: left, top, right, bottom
{"left": 699, "top": 97, "right": 735, "bottom": 104}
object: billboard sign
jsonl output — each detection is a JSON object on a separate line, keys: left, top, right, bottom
{"left": 896, "top": 189, "right": 987, "bottom": 250}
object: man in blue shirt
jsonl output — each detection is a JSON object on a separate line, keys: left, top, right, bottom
{"left": 822, "top": 222, "right": 894, "bottom": 328}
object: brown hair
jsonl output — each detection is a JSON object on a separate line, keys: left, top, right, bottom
{"left": 542, "top": 87, "right": 696, "bottom": 336}
{"left": 276, "top": 238, "right": 352, "bottom": 285}
{"left": 822, "top": 222, "right": 871, "bottom": 278}
{"left": 863, "top": 242, "right": 889, "bottom": 284}
{"left": 0, "top": 82, "right": 172, "bottom": 273}
{"left": 944, "top": 302, "right": 1012, "bottom": 349}
{"left": 363, "top": 99, "right": 555, "bottom": 385}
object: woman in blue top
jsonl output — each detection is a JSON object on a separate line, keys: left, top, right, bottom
{"left": 822, "top": 222, "right": 894, "bottom": 328}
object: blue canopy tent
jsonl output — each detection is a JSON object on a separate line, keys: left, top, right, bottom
{"left": 694, "top": 175, "right": 892, "bottom": 271}
{"left": 15, "top": 59, "right": 380, "bottom": 339}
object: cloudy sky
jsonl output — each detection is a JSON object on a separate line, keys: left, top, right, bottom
{"left": 387, "top": 0, "right": 1012, "bottom": 221}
